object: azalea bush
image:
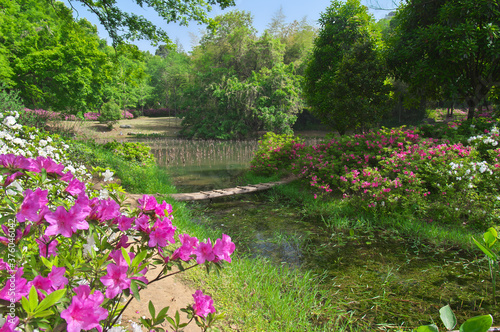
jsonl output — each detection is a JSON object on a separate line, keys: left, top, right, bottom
{"left": 122, "top": 110, "right": 134, "bottom": 120}
{"left": 84, "top": 112, "right": 100, "bottom": 121}
{"left": 0, "top": 110, "right": 235, "bottom": 331}
{"left": 252, "top": 120, "right": 500, "bottom": 228}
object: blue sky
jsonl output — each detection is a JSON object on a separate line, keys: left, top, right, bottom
{"left": 65, "top": 0, "right": 399, "bottom": 54}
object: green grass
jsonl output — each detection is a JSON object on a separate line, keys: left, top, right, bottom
{"left": 185, "top": 256, "right": 363, "bottom": 332}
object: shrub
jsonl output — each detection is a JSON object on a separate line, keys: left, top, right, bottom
{"left": 99, "top": 101, "right": 121, "bottom": 129}
{"left": 250, "top": 132, "right": 305, "bottom": 176}
{"left": 122, "top": 110, "right": 134, "bottom": 119}
{"left": 102, "top": 141, "right": 156, "bottom": 167}
{"left": 84, "top": 112, "right": 100, "bottom": 121}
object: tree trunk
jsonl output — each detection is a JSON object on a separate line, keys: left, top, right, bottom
{"left": 467, "top": 100, "right": 476, "bottom": 120}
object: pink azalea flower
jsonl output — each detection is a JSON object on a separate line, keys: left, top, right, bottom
{"left": 32, "top": 156, "right": 65, "bottom": 176}
{"left": 0, "top": 315, "right": 19, "bottom": 332}
{"left": 60, "top": 171, "right": 74, "bottom": 182}
{"left": 2, "top": 171, "right": 24, "bottom": 187}
{"left": 61, "top": 285, "right": 108, "bottom": 332}
{"left": 116, "top": 215, "right": 134, "bottom": 231}
{"left": 100, "top": 263, "right": 131, "bottom": 298}
{"left": 192, "top": 290, "right": 215, "bottom": 318}
{"left": 16, "top": 188, "right": 48, "bottom": 222}
{"left": 35, "top": 235, "right": 59, "bottom": 257}
{"left": 148, "top": 218, "right": 176, "bottom": 248}
{"left": 44, "top": 203, "right": 89, "bottom": 238}
{"left": 115, "top": 235, "right": 130, "bottom": 249}
{"left": 0, "top": 225, "right": 30, "bottom": 245}
{"left": 134, "top": 214, "right": 151, "bottom": 233}
{"left": 48, "top": 266, "right": 68, "bottom": 290}
{"left": 0, "top": 154, "right": 32, "bottom": 171}
{"left": 0, "top": 268, "right": 30, "bottom": 302}
{"left": 171, "top": 234, "right": 199, "bottom": 261}
{"left": 213, "top": 234, "right": 236, "bottom": 263}
{"left": 29, "top": 275, "right": 53, "bottom": 300}
{"left": 194, "top": 239, "right": 215, "bottom": 264}
{"left": 65, "top": 177, "right": 86, "bottom": 197}
{"left": 137, "top": 194, "right": 158, "bottom": 212}
{"left": 88, "top": 198, "right": 121, "bottom": 223}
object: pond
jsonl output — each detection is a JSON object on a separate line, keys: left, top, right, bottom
{"left": 143, "top": 137, "right": 496, "bottom": 328}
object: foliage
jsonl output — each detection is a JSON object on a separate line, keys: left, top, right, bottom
{"left": 60, "top": 0, "right": 235, "bottom": 47}
{"left": 303, "top": 0, "right": 390, "bottom": 135}
{"left": 1, "top": 0, "right": 113, "bottom": 112}
{"left": 0, "top": 109, "right": 235, "bottom": 331}
{"left": 416, "top": 304, "right": 493, "bottom": 332}
{"left": 102, "top": 141, "right": 156, "bottom": 167}
{"left": 251, "top": 120, "right": 500, "bottom": 229}
{"left": 98, "top": 101, "right": 121, "bottom": 129}
{"left": 472, "top": 226, "right": 500, "bottom": 305}
{"left": 0, "top": 85, "right": 24, "bottom": 114}
{"left": 386, "top": 0, "right": 500, "bottom": 120}
{"left": 250, "top": 132, "right": 305, "bottom": 175}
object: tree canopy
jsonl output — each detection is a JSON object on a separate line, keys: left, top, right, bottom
{"left": 386, "top": 0, "right": 500, "bottom": 119}
{"left": 303, "top": 0, "right": 390, "bottom": 134}
{"left": 61, "top": 0, "right": 235, "bottom": 47}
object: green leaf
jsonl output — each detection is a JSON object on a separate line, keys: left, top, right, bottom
{"left": 21, "top": 296, "right": 31, "bottom": 313}
{"left": 130, "top": 279, "right": 140, "bottom": 301}
{"left": 121, "top": 247, "right": 131, "bottom": 266}
{"left": 41, "top": 168, "right": 47, "bottom": 182}
{"left": 33, "top": 309, "right": 56, "bottom": 318}
{"left": 157, "top": 306, "right": 170, "bottom": 319}
{"left": 132, "top": 250, "right": 148, "bottom": 268}
{"left": 484, "top": 228, "right": 498, "bottom": 247}
{"left": 415, "top": 325, "right": 439, "bottom": 332}
{"left": 40, "top": 256, "right": 53, "bottom": 269}
{"left": 28, "top": 285, "right": 39, "bottom": 312}
{"left": 473, "top": 237, "right": 498, "bottom": 261}
{"left": 459, "top": 315, "right": 493, "bottom": 332}
{"left": 148, "top": 300, "right": 155, "bottom": 318}
{"left": 439, "top": 304, "right": 457, "bottom": 330}
{"left": 36, "top": 289, "right": 65, "bottom": 313}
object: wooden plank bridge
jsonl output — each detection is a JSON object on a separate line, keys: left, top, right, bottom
{"left": 126, "top": 178, "right": 295, "bottom": 203}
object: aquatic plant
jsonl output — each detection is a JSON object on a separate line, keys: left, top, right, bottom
{"left": 473, "top": 226, "right": 500, "bottom": 305}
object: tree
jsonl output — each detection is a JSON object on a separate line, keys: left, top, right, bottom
{"left": 303, "top": 0, "right": 390, "bottom": 134}
{"left": 386, "top": 0, "right": 500, "bottom": 119}
{"left": 2, "top": 0, "right": 113, "bottom": 112}
{"left": 60, "top": 0, "right": 235, "bottom": 47}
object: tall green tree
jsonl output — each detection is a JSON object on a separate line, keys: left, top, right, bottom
{"left": 303, "top": 0, "right": 390, "bottom": 134}
{"left": 1, "top": 0, "right": 112, "bottom": 112}
{"left": 386, "top": 0, "right": 500, "bottom": 119}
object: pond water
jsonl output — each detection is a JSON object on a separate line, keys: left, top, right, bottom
{"left": 145, "top": 138, "right": 258, "bottom": 192}
{"left": 142, "top": 137, "right": 496, "bottom": 328}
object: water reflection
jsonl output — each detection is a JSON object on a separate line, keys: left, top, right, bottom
{"left": 141, "top": 138, "right": 258, "bottom": 192}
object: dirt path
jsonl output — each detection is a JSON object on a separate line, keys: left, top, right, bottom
{"left": 53, "top": 116, "right": 182, "bottom": 141}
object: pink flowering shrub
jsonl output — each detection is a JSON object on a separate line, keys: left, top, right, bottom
{"left": 83, "top": 111, "right": 100, "bottom": 121}
{"left": 122, "top": 110, "right": 134, "bottom": 119}
{"left": 0, "top": 152, "right": 235, "bottom": 331}
{"left": 252, "top": 121, "right": 500, "bottom": 227}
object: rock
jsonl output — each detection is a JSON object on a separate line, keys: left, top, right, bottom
{"left": 120, "top": 124, "right": 132, "bottom": 128}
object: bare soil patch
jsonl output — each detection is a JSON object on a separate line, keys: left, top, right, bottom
{"left": 51, "top": 116, "right": 182, "bottom": 141}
